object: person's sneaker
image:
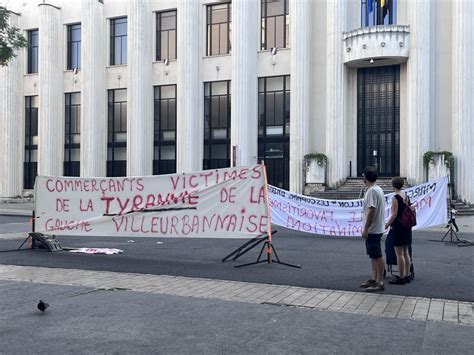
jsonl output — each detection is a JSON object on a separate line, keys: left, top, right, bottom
{"left": 404, "top": 276, "right": 411, "bottom": 284}
{"left": 389, "top": 277, "right": 406, "bottom": 285}
{"left": 366, "top": 283, "right": 385, "bottom": 292}
{"left": 360, "top": 279, "right": 377, "bottom": 288}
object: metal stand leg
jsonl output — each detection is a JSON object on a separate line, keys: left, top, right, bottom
{"left": 234, "top": 239, "right": 301, "bottom": 269}
{"left": 222, "top": 233, "right": 269, "bottom": 262}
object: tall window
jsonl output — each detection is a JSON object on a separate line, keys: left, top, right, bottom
{"left": 154, "top": 85, "right": 177, "bottom": 175}
{"left": 261, "top": 0, "right": 289, "bottom": 50}
{"left": 107, "top": 89, "right": 127, "bottom": 177}
{"left": 67, "top": 24, "right": 81, "bottom": 70}
{"left": 24, "top": 96, "right": 39, "bottom": 189}
{"left": 361, "top": 0, "right": 397, "bottom": 27}
{"left": 204, "top": 81, "right": 231, "bottom": 170}
{"left": 156, "top": 11, "right": 177, "bottom": 61}
{"left": 207, "top": 3, "right": 231, "bottom": 56}
{"left": 64, "top": 93, "right": 81, "bottom": 177}
{"left": 110, "top": 17, "right": 127, "bottom": 65}
{"left": 27, "top": 29, "right": 39, "bottom": 74}
{"left": 258, "top": 76, "right": 290, "bottom": 189}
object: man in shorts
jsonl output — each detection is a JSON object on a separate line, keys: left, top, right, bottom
{"left": 360, "top": 166, "right": 386, "bottom": 292}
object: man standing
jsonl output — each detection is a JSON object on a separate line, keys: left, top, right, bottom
{"left": 360, "top": 166, "right": 386, "bottom": 292}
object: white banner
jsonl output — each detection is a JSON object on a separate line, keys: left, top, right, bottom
{"left": 35, "top": 165, "right": 269, "bottom": 238}
{"left": 269, "top": 176, "right": 448, "bottom": 237}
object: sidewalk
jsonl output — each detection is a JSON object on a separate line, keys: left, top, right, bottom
{"left": 0, "top": 201, "right": 34, "bottom": 217}
{"left": 1, "top": 264, "right": 472, "bottom": 327}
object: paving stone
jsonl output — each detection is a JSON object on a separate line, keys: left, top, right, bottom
{"left": 0, "top": 265, "right": 472, "bottom": 326}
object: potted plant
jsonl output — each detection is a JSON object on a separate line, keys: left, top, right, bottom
{"left": 304, "top": 153, "right": 327, "bottom": 185}
{"left": 423, "top": 151, "right": 454, "bottom": 181}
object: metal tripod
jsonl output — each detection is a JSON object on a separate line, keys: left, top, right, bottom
{"left": 222, "top": 231, "right": 301, "bottom": 268}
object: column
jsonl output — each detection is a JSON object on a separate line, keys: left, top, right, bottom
{"left": 0, "top": 11, "right": 23, "bottom": 198}
{"left": 289, "top": 0, "right": 311, "bottom": 193}
{"left": 452, "top": 0, "right": 474, "bottom": 203}
{"left": 81, "top": 0, "right": 107, "bottom": 177}
{"left": 406, "top": 0, "right": 430, "bottom": 184}
{"left": 38, "top": 3, "right": 63, "bottom": 176}
{"left": 176, "top": 0, "right": 202, "bottom": 172}
{"left": 326, "top": 0, "right": 346, "bottom": 187}
{"left": 127, "top": 0, "right": 153, "bottom": 176}
{"left": 231, "top": 0, "right": 258, "bottom": 167}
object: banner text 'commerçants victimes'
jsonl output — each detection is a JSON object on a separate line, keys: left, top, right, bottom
{"left": 35, "top": 165, "right": 269, "bottom": 238}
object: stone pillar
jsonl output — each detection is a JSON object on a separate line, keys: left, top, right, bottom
{"left": 127, "top": 0, "right": 153, "bottom": 176}
{"left": 231, "top": 0, "right": 258, "bottom": 167}
{"left": 326, "top": 0, "right": 346, "bottom": 187}
{"left": 81, "top": 0, "right": 107, "bottom": 177}
{"left": 289, "top": 0, "right": 311, "bottom": 193}
{"left": 452, "top": 0, "right": 474, "bottom": 203}
{"left": 38, "top": 3, "right": 63, "bottom": 177}
{"left": 176, "top": 0, "right": 202, "bottom": 172}
{"left": 0, "top": 11, "right": 23, "bottom": 198}
{"left": 406, "top": 0, "right": 431, "bottom": 184}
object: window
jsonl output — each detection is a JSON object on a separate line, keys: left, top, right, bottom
{"left": 64, "top": 93, "right": 81, "bottom": 177}
{"left": 258, "top": 76, "right": 290, "bottom": 189}
{"left": 207, "top": 3, "right": 231, "bottom": 56}
{"left": 110, "top": 17, "right": 127, "bottom": 65}
{"left": 156, "top": 11, "right": 177, "bottom": 61}
{"left": 154, "top": 85, "right": 177, "bottom": 175}
{"left": 27, "top": 29, "right": 39, "bottom": 74}
{"left": 107, "top": 89, "right": 127, "bottom": 177}
{"left": 67, "top": 24, "right": 81, "bottom": 70}
{"left": 258, "top": 76, "right": 290, "bottom": 137}
{"left": 261, "top": 0, "right": 289, "bottom": 50}
{"left": 361, "top": 0, "right": 397, "bottom": 27}
{"left": 204, "top": 81, "right": 231, "bottom": 170}
{"left": 24, "top": 96, "right": 39, "bottom": 189}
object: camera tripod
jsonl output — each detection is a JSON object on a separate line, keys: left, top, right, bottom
{"left": 431, "top": 218, "right": 472, "bottom": 246}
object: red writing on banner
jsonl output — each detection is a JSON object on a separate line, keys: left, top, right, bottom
{"left": 100, "top": 190, "right": 200, "bottom": 215}
{"left": 270, "top": 199, "right": 335, "bottom": 222}
{"left": 111, "top": 213, "right": 267, "bottom": 235}
{"left": 169, "top": 166, "right": 262, "bottom": 190}
{"left": 46, "top": 177, "right": 145, "bottom": 193}
{"left": 80, "top": 199, "right": 94, "bottom": 212}
{"left": 56, "top": 198, "right": 70, "bottom": 212}
{"left": 45, "top": 218, "right": 92, "bottom": 232}
{"left": 286, "top": 216, "right": 362, "bottom": 237}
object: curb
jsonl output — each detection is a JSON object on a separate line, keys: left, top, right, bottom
{"left": 0, "top": 210, "right": 33, "bottom": 217}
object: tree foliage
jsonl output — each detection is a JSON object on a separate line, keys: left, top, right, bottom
{"left": 0, "top": 6, "right": 27, "bottom": 67}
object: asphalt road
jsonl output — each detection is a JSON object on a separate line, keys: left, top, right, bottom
{"left": 1, "top": 216, "right": 472, "bottom": 302}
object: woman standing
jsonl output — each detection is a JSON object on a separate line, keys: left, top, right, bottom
{"left": 385, "top": 177, "right": 412, "bottom": 285}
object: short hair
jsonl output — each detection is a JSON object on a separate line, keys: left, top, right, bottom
{"left": 363, "top": 166, "right": 378, "bottom": 182}
{"left": 391, "top": 176, "right": 404, "bottom": 189}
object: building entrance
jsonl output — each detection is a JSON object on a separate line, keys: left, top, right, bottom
{"left": 357, "top": 65, "right": 400, "bottom": 177}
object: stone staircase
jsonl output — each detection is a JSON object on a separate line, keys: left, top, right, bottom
{"left": 450, "top": 200, "right": 474, "bottom": 216}
{"left": 308, "top": 177, "right": 398, "bottom": 200}
{"left": 308, "top": 177, "right": 474, "bottom": 216}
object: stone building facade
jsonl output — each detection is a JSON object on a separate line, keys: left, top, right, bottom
{"left": 0, "top": 0, "right": 473, "bottom": 203}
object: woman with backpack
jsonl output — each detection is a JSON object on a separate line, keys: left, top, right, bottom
{"left": 385, "top": 177, "right": 413, "bottom": 285}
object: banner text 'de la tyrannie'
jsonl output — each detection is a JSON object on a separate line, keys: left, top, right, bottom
{"left": 35, "top": 165, "right": 269, "bottom": 238}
